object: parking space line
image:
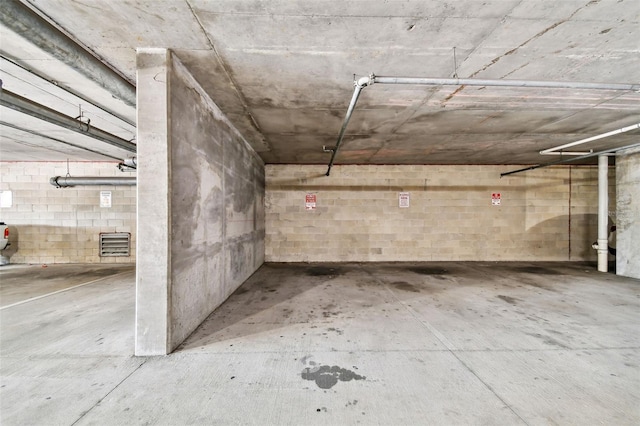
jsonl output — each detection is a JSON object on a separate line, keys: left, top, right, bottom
{"left": 0, "top": 270, "right": 133, "bottom": 310}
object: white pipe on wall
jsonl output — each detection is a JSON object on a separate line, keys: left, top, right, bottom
{"left": 540, "top": 123, "right": 640, "bottom": 156}
{"left": 597, "top": 155, "right": 609, "bottom": 273}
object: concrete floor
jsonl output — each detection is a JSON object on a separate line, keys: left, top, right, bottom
{"left": 1, "top": 262, "right": 638, "bottom": 425}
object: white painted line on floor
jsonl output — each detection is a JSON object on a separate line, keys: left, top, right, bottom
{"left": 0, "top": 270, "right": 133, "bottom": 310}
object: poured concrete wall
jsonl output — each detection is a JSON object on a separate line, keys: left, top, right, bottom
{"left": 136, "top": 49, "right": 264, "bottom": 355}
{"left": 266, "top": 164, "right": 612, "bottom": 262}
{"left": 616, "top": 147, "right": 640, "bottom": 279}
{"left": 0, "top": 161, "right": 135, "bottom": 264}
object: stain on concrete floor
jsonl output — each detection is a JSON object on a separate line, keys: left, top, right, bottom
{"left": 306, "top": 266, "right": 342, "bottom": 276}
{"left": 507, "top": 266, "right": 560, "bottom": 275}
{"left": 301, "top": 364, "right": 366, "bottom": 389}
{"left": 407, "top": 266, "right": 449, "bottom": 275}
{"left": 390, "top": 281, "right": 420, "bottom": 292}
{"left": 497, "top": 295, "right": 521, "bottom": 305}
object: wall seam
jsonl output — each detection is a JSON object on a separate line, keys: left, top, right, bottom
{"left": 568, "top": 165, "right": 572, "bottom": 261}
{"left": 165, "top": 49, "right": 173, "bottom": 354}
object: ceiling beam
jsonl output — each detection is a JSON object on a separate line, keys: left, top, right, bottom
{"left": 0, "top": 88, "right": 136, "bottom": 153}
{"left": 0, "top": 0, "right": 136, "bottom": 107}
{"left": 0, "top": 120, "right": 123, "bottom": 160}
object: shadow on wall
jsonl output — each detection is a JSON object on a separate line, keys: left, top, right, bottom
{"left": 570, "top": 214, "right": 616, "bottom": 261}
{"left": 520, "top": 215, "right": 566, "bottom": 259}
{"left": 525, "top": 214, "right": 602, "bottom": 261}
{"left": 569, "top": 213, "right": 600, "bottom": 260}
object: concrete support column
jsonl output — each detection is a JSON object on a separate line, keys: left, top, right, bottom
{"left": 616, "top": 146, "right": 640, "bottom": 278}
{"left": 135, "top": 48, "right": 171, "bottom": 355}
{"left": 597, "top": 155, "right": 609, "bottom": 273}
{"left": 134, "top": 48, "right": 265, "bottom": 356}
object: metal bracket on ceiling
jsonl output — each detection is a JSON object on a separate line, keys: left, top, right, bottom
{"left": 75, "top": 105, "right": 91, "bottom": 131}
{"left": 323, "top": 145, "right": 336, "bottom": 153}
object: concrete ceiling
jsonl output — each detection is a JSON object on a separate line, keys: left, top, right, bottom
{"left": 1, "top": 0, "right": 639, "bottom": 165}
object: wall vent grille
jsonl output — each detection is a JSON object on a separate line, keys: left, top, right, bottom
{"left": 99, "top": 232, "right": 131, "bottom": 257}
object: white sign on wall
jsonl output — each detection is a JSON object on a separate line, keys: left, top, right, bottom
{"left": 100, "top": 191, "right": 112, "bottom": 208}
{"left": 0, "top": 190, "right": 12, "bottom": 208}
{"left": 399, "top": 192, "right": 410, "bottom": 208}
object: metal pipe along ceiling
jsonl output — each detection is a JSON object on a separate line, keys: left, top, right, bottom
{"left": 0, "top": 89, "right": 136, "bottom": 153}
{"left": 50, "top": 176, "right": 136, "bottom": 188}
{"left": 325, "top": 77, "right": 370, "bottom": 176}
{"left": 0, "top": 0, "right": 136, "bottom": 107}
{"left": 0, "top": 120, "right": 123, "bottom": 160}
{"left": 371, "top": 76, "right": 640, "bottom": 91}
{"left": 500, "top": 141, "right": 640, "bottom": 177}
{"left": 325, "top": 73, "right": 640, "bottom": 176}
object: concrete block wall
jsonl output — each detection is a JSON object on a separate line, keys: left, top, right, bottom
{"left": 136, "top": 49, "right": 265, "bottom": 355}
{"left": 0, "top": 161, "right": 135, "bottom": 264}
{"left": 266, "top": 164, "right": 614, "bottom": 262}
{"left": 616, "top": 147, "right": 640, "bottom": 279}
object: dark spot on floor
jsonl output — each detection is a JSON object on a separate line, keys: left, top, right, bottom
{"left": 306, "top": 266, "right": 341, "bottom": 276}
{"left": 301, "top": 365, "right": 366, "bottom": 389}
{"left": 521, "top": 279, "right": 558, "bottom": 292}
{"left": 82, "top": 268, "right": 125, "bottom": 277}
{"left": 527, "top": 333, "right": 569, "bottom": 349}
{"left": 408, "top": 267, "right": 448, "bottom": 275}
{"left": 508, "top": 266, "right": 559, "bottom": 275}
{"left": 497, "top": 295, "right": 520, "bottom": 305}
{"left": 390, "top": 281, "right": 420, "bottom": 292}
